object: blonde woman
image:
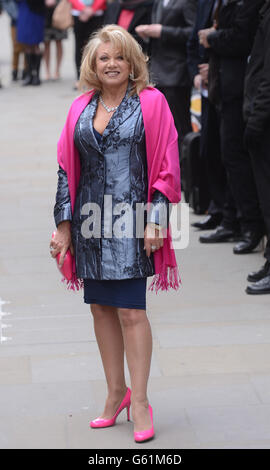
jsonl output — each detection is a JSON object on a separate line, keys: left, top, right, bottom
{"left": 51, "top": 25, "right": 181, "bottom": 443}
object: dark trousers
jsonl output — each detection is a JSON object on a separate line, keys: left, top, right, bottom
{"left": 157, "top": 86, "right": 192, "bottom": 157}
{"left": 203, "top": 96, "right": 238, "bottom": 228}
{"left": 249, "top": 127, "right": 270, "bottom": 261}
{"left": 219, "top": 99, "right": 263, "bottom": 232}
{"left": 73, "top": 15, "right": 104, "bottom": 79}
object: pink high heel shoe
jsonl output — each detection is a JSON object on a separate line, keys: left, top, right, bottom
{"left": 90, "top": 387, "right": 131, "bottom": 428}
{"left": 134, "top": 404, "right": 155, "bottom": 443}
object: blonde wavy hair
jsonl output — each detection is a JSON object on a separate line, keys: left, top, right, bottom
{"left": 79, "top": 24, "right": 152, "bottom": 95}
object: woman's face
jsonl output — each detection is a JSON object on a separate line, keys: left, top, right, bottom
{"left": 95, "top": 41, "right": 131, "bottom": 90}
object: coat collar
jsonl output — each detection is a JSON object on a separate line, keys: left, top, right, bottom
{"left": 85, "top": 84, "right": 140, "bottom": 151}
{"left": 79, "top": 94, "right": 100, "bottom": 154}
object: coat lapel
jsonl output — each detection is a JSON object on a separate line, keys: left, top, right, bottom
{"left": 79, "top": 93, "right": 101, "bottom": 154}
{"left": 75, "top": 86, "right": 140, "bottom": 152}
{"left": 152, "top": 0, "right": 163, "bottom": 23}
{"left": 159, "top": 0, "right": 176, "bottom": 24}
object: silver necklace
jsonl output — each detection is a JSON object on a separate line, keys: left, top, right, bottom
{"left": 99, "top": 95, "right": 119, "bottom": 113}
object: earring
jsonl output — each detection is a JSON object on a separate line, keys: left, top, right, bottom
{"left": 129, "top": 72, "right": 134, "bottom": 80}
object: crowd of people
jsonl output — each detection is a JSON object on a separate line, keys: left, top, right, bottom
{"left": 187, "top": 0, "right": 270, "bottom": 295}
{"left": 0, "top": 0, "right": 270, "bottom": 295}
{"left": 0, "top": 0, "right": 106, "bottom": 86}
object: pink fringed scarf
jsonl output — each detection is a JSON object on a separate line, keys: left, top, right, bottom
{"left": 57, "top": 87, "right": 181, "bottom": 292}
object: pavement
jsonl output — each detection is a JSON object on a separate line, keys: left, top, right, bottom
{"left": 1, "top": 12, "right": 270, "bottom": 450}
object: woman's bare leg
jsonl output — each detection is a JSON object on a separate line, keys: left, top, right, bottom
{"left": 55, "top": 40, "right": 63, "bottom": 79}
{"left": 43, "top": 41, "right": 51, "bottom": 80}
{"left": 90, "top": 303, "right": 128, "bottom": 418}
{"left": 117, "top": 308, "right": 153, "bottom": 432}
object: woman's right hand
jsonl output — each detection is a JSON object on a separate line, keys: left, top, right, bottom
{"left": 50, "top": 221, "right": 74, "bottom": 268}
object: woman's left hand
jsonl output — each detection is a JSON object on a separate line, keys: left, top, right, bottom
{"left": 144, "top": 223, "right": 164, "bottom": 257}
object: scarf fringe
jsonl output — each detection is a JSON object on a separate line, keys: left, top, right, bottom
{"left": 59, "top": 269, "right": 181, "bottom": 293}
{"left": 61, "top": 276, "right": 84, "bottom": 291}
{"left": 148, "top": 265, "right": 182, "bottom": 293}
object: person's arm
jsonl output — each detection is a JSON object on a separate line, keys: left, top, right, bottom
{"left": 206, "top": 0, "right": 263, "bottom": 57}
{"left": 51, "top": 166, "right": 73, "bottom": 267}
{"left": 186, "top": 27, "right": 200, "bottom": 81}
{"left": 186, "top": 0, "right": 208, "bottom": 86}
{"left": 1, "top": 0, "right": 18, "bottom": 20}
{"left": 54, "top": 166, "right": 72, "bottom": 227}
{"left": 246, "top": 16, "right": 270, "bottom": 136}
{"left": 207, "top": 29, "right": 251, "bottom": 57}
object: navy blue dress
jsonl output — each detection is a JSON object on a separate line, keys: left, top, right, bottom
{"left": 83, "top": 127, "right": 147, "bottom": 310}
{"left": 17, "top": 1, "right": 45, "bottom": 46}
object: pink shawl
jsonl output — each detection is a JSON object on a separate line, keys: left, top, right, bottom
{"left": 57, "top": 87, "right": 181, "bottom": 292}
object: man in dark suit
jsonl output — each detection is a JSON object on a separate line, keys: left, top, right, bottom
{"left": 136, "top": 0, "right": 197, "bottom": 153}
{"left": 198, "top": 0, "right": 265, "bottom": 253}
{"left": 244, "top": 0, "right": 270, "bottom": 294}
{"left": 187, "top": 0, "right": 235, "bottom": 233}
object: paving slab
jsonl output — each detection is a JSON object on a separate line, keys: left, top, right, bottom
{"left": 186, "top": 404, "right": 270, "bottom": 444}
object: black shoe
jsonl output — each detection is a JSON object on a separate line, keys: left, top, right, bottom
{"left": 31, "top": 53, "right": 42, "bottom": 86}
{"left": 246, "top": 274, "right": 270, "bottom": 295}
{"left": 233, "top": 230, "right": 264, "bottom": 254}
{"left": 192, "top": 213, "right": 223, "bottom": 230}
{"left": 199, "top": 225, "right": 239, "bottom": 243}
{"left": 12, "top": 70, "right": 18, "bottom": 81}
{"left": 22, "top": 53, "right": 33, "bottom": 86}
{"left": 21, "top": 69, "right": 27, "bottom": 81}
{"left": 247, "top": 260, "right": 270, "bottom": 282}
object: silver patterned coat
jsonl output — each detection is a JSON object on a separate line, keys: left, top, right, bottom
{"left": 54, "top": 88, "right": 170, "bottom": 280}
